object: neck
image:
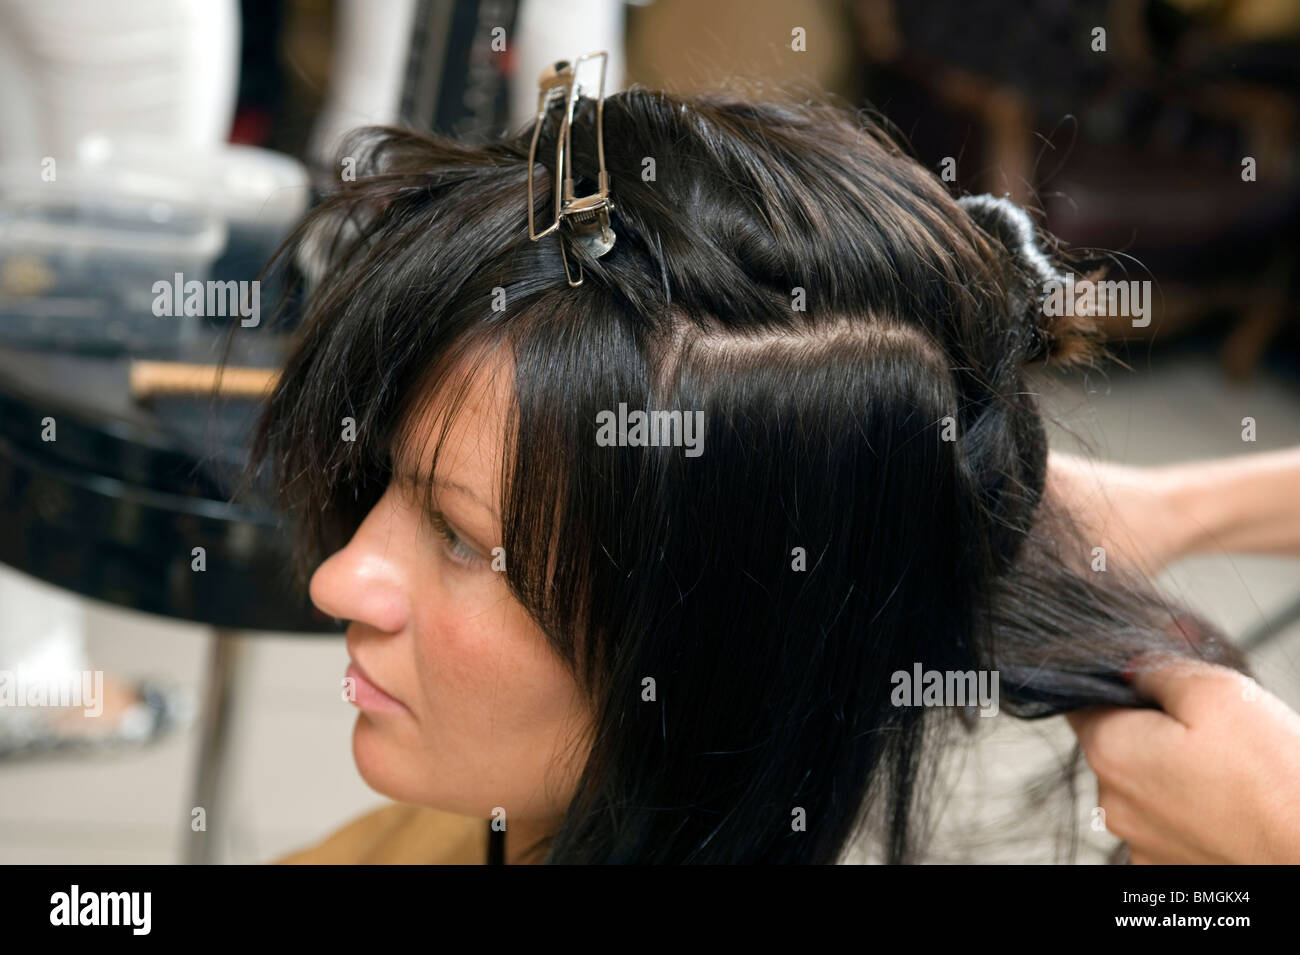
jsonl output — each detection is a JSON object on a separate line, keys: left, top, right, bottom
{"left": 502, "top": 815, "right": 558, "bottom": 865}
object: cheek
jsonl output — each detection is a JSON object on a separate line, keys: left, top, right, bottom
{"left": 406, "top": 582, "right": 590, "bottom": 811}
{"left": 417, "top": 593, "right": 578, "bottom": 734}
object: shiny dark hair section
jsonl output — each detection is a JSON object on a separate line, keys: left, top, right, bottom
{"left": 249, "top": 88, "right": 1247, "bottom": 863}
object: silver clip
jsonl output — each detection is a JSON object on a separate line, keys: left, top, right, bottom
{"left": 526, "top": 51, "right": 616, "bottom": 287}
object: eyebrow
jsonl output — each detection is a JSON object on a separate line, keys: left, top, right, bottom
{"left": 396, "top": 468, "right": 498, "bottom": 520}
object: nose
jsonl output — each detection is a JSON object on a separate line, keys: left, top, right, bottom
{"left": 309, "top": 490, "right": 412, "bottom": 635}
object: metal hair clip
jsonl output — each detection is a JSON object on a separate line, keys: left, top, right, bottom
{"left": 527, "top": 51, "right": 616, "bottom": 287}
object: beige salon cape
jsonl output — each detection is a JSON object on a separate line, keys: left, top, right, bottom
{"left": 275, "top": 803, "right": 487, "bottom": 865}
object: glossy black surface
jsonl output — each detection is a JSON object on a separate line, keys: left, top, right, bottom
{"left": 0, "top": 327, "right": 334, "bottom": 634}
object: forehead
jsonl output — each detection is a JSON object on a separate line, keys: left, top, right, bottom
{"left": 392, "top": 349, "right": 513, "bottom": 495}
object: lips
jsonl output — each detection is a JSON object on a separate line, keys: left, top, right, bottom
{"left": 345, "top": 659, "right": 408, "bottom": 713}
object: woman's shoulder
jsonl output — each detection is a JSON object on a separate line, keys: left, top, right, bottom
{"left": 272, "top": 802, "right": 487, "bottom": 865}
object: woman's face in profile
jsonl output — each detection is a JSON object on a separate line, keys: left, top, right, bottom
{"left": 307, "top": 361, "right": 592, "bottom": 829}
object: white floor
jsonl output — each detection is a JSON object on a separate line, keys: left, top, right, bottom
{"left": 1, "top": 348, "right": 1298, "bottom": 864}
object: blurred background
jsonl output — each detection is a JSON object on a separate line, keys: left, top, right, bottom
{"left": 0, "top": 0, "right": 1297, "bottom": 863}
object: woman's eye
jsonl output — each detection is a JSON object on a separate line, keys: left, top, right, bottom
{"left": 429, "top": 512, "right": 484, "bottom": 568}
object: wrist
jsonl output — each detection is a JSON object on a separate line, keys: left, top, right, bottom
{"left": 1152, "top": 462, "right": 1229, "bottom": 562}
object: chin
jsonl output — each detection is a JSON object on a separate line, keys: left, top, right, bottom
{"left": 351, "top": 714, "right": 416, "bottom": 802}
{"left": 350, "top": 713, "right": 456, "bottom": 809}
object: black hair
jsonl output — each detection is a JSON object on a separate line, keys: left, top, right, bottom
{"left": 249, "top": 87, "right": 1246, "bottom": 863}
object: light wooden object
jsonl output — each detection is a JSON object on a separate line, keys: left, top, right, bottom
{"left": 129, "top": 361, "right": 281, "bottom": 400}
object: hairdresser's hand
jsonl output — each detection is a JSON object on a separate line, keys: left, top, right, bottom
{"left": 1045, "top": 452, "right": 1190, "bottom": 574}
{"left": 1066, "top": 657, "right": 1300, "bottom": 864}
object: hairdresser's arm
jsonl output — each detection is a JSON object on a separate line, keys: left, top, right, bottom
{"left": 1066, "top": 657, "right": 1300, "bottom": 864}
{"left": 1046, "top": 447, "right": 1300, "bottom": 572}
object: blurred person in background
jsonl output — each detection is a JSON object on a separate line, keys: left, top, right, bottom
{"left": 0, "top": 0, "right": 239, "bottom": 754}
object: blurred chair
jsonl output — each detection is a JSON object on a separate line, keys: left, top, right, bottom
{"left": 856, "top": 0, "right": 1300, "bottom": 380}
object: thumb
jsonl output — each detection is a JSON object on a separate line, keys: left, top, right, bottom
{"left": 1126, "top": 653, "right": 1245, "bottom": 727}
